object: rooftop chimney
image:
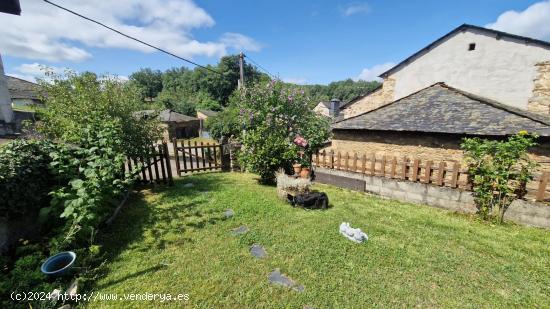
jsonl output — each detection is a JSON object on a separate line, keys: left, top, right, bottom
{"left": 330, "top": 98, "right": 340, "bottom": 118}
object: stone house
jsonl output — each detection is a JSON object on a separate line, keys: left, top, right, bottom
{"left": 138, "top": 109, "right": 200, "bottom": 141}
{"left": 196, "top": 109, "right": 218, "bottom": 138}
{"left": 7, "top": 76, "right": 43, "bottom": 108}
{"left": 313, "top": 99, "right": 341, "bottom": 119}
{"left": 332, "top": 24, "right": 550, "bottom": 166}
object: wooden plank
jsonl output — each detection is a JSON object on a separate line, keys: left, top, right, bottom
{"left": 536, "top": 171, "right": 549, "bottom": 201}
{"left": 411, "top": 159, "right": 420, "bottom": 182}
{"left": 380, "top": 156, "right": 386, "bottom": 177}
{"left": 436, "top": 161, "right": 446, "bottom": 186}
{"left": 370, "top": 154, "right": 375, "bottom": 176}
{"left": 401, "top": 157, "right": 408, "bottom": 179}
{"left": 322, "top": 150, "right": 326, "bottom": 168}
{"left": 336, "top": 152, "right": 341, "bottom": 170}
{"left": 361, "top": 154, "right": 366, "bottom": 174}
{"left": 158, "top": 144, "right": 167, "bottom": 184}
{"left": 352, "top": 153, "right": 358, "bottom": 172}
{"left": 330, "top": 150, "right": 335, "bottom": 169}
{"left": 152, "top": 146, "right": 161, "bottom": 183}
{"left": 212, "top": 144, "right": 218, "bottom": 168}
{"left": 390, "top": 157, "right": 397, "bottom": 178}
{"left": 200, "top": 142, "right": 207, "bottom": 168}
{"left": 450, "top": 162, "right": 460, "bottom": 188}
{"left": 344, "top": 152, "right": 349, "bottom": 171}
{"left": 163, "top": 142, "right": 174, "bottom": 185}
{"left": 172, "top": 139, "right": 181, "bottom": 176}
{"left": 194, "top": 141, "right": 200, "bottom": 170}
{"left": 423, "top": 160, "right": 432, "bottom": 184}
{"left": 139, "top": 156, "right": 147, "bottom": 182}
{"left": 206, "top": 143, "right": 212, "bottom": 170}
{"left": 315, "top": 151, "right": 319, "bottom": 167}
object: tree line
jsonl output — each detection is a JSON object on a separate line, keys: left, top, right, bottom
{"left": 129, "top": 54, "right": 381, "bottom": 116}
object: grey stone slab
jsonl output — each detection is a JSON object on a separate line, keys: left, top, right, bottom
{"left": 314, "top": 170, "right": 365, "bottom": 191}
{"left": 250, "top": 244, "right": 267, "bottom": 258}
{"left": 268, "top": 268, "right": 304, "bottom": 292}
{"left": 224, "top": 209, "right": 234, "bottom": 218}
{"left": 231, "top": 225, "right": 249, "bottom": 235}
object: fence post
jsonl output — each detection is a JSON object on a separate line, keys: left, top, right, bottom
{"left": 172, "top": 138, "right": 180, "bottom": 176}
{"left": 221, "top": 141, "right": 231, "bottom": 172}
{"left": 537, "top": 171, "right": 549, "bottom": 201}
{"left": 163, "top": 142, "right": 174, "bottom": 186}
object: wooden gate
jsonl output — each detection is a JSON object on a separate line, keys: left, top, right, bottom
{"left": 172, "top": 139, "right": 224, "bottom": 175}
{"left": 126, "top": 141, "right": 173, "bottom": 185}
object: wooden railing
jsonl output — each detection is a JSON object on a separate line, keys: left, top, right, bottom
{"left": 173, "top": 139, "right": 223, "bottom": 175}
{"left": 314, "top": 150, "right": 550, "bottom": 202}
{"left": 126, "top": 141, "right": 173, "bottom": 185}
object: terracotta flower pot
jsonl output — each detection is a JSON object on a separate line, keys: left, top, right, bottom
{"left": 300, "top": 167, "right": 310, "bottom": 178}
{"left": 293, "top": 163, "right": 302, "bottom": 175}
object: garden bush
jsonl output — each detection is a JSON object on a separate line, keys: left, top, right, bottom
{"left": 236, "top": 80, "right": 331, "bottom": 183}
{"left": 461, "top": 131, "right": 538, "bottom": 222}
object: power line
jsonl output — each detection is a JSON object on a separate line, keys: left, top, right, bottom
{"left": 43, "top": 0, "right": 222, "bottom": 75}
{"left": 243, "top": 54, "right": 276, "bottom": 79}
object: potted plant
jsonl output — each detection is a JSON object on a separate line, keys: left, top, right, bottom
{"left": 299, "top": 156, "right": 311, "bottom": 178}
{"left": 293, "top": 162, "right": 302, "bottom": 175}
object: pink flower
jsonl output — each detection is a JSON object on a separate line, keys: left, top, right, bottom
{"left": 293, "top": 136, "right": 308, "bottom": 147}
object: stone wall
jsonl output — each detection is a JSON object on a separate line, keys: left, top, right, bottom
{"left": 329, "top": 130, "right": 550, "bottom": 170}
{"left": 528, "top": 61, "right": 550, "bottom": 115}
{"left": 341, "top": 77, "right": 395, "bottom": 119}
{"left": 315, "top": 167, "right": 550, "bottom": 228}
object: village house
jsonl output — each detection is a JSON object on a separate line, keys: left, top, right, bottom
{"left": 313, "top": 99, "right": 341, "bottom": 119}
{"left": 137, "top": 109, "right": 200, "bottom": 141}
{"left": 7, "top": 76, "right": 43, "bottom": 109}
{"left": 331, "top": 24, "right": 550, "bottom": 166}
{"left": 196, "top": 109, "right": 218, "bottom": 138}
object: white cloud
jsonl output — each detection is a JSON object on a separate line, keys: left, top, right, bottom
{"left": 356, "top": 62, "right": 395, "bottom": 81}
{"left": 486, "top": 1, "right": 550, "bottom": 41}
{"left": 0, "top": 0, "right": 261, "bottom": 62}
{"left": 283, "top": 77, "right": 308, "bottom": 85}
{"left": 7, "top": 63, "right": 69, "bottom": 82}
{"left": 221, "top": 33, "right": 263, "bottom": 52}
{"left": 341, "top": 3, "right": 371, "bottom": 17}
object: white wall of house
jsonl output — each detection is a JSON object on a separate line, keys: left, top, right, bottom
{"left": 390, "top": 28, "right": 550, "bottom": 110}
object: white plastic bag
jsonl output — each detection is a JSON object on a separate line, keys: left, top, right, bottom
{"left": 339, "top": 222, "right": 368, "bottom": 243}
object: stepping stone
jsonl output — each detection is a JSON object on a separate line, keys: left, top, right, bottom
{"left": 231, "top": 225, "right": 249, "bottom": 235}
{"left": 250, "top": 244, "right": 267, "bottom": 258}
{"left": 183, "top": 183, "right": 194, "bottom": 188}
{"left": 268, "top": 268, "right": 304, "bottom": 292}
{"left": 224, "top": 209, "right": 234, "bottom": 218}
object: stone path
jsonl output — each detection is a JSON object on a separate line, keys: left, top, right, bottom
{"left": 268, "top": 268, "right": 305, "bottom": 292}
{"left": 230, "top": 225, "right": 249, "bottom": 235}
{"left": 250, "top": 244, "right": 267, "bottom": 259}
{"left": 227, "top": 210, "right": 307, "bottom": 299}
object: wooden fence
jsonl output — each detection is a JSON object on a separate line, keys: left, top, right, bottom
{"left": 173, "top": 139, "right": 223, "bottom": 176}
{"left": 314, "top": 150, "right": 550, "bottom": 202}
{"left": 126, "top": 142, "right": 173, "bottom": 185}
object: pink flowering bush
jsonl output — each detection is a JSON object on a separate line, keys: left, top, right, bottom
{"left": 237, "top": 80, "right": 331, "bottom": 183}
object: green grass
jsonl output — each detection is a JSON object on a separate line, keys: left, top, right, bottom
{"left": 89, "top": 173, "right": 550, "bottom": 308}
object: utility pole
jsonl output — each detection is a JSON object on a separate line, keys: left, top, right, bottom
{"left": 0, "top": 0, "right": 21, "bottom": 125}
{"left": 238, "top": 52, "right": 244, "bottom": 89}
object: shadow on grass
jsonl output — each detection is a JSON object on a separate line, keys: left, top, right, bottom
{"left": 91, "top": 174, "right": 232, "bottom": 289}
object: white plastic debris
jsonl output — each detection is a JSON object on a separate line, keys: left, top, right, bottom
{"left": 339, "top": 222, "right": 368, "bottom": 243}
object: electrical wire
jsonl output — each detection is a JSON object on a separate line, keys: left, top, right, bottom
{"left": 244, "top": 54, "right": 277, "bottom": 79}
{"left": 43, "top": 0, "right": 222, "bottom": 75}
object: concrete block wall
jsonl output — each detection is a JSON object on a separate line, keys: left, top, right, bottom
{"left": 315, "top": 167, "right": 550, "bottom": 228}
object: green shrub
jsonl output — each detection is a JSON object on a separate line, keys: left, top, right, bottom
{"left": 461, "top": 132, "right": 538, "bottom": 222}
{"left": 236, "top": 80, "right": 331, "bottom": 183}
{"left": 36, "top": 71, "right": 161, "bottom": 157}
{"left": 205, "top": 106, "right": 241, "bottom": 140}
{"left": 0, "top": 139, "right": 58, "bottom": 220}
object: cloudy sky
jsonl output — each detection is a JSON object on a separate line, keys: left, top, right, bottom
{"left": 1, "top": 0, "right": 549, "bottom": 84}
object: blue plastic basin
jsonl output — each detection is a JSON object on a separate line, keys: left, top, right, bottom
{"left": 40, "top": 251, "right": 76, "bottom": 276}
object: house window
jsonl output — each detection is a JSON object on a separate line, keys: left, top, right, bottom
{"left": 468, "top": 43, "right": 476, "bottom": 51}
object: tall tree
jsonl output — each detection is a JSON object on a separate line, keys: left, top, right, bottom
{"left": 129, "top": 68, "right": 163, "bottom": 100}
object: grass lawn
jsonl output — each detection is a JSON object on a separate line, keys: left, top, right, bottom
{"left": 90, "top": 172, "right": 550, "bottom": 308}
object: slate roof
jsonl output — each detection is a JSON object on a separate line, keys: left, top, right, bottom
{"left": 197, "top": 109, "right": 219, "bottom": 117}
{"left": 332, "top": 83, "right": 550, "bottom": 137}
{"left": 6, "top": 76, "right": 41, "bottom": 100}
{"left": 379, "top": 24, "right": 550, "bottom": 78}
{"left": 136, "top": 109, "right": 198, "bottom": 123}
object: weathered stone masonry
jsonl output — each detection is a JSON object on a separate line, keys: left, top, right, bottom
{"left": 528, "top": 61, "right": 550, "bottom": 115}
